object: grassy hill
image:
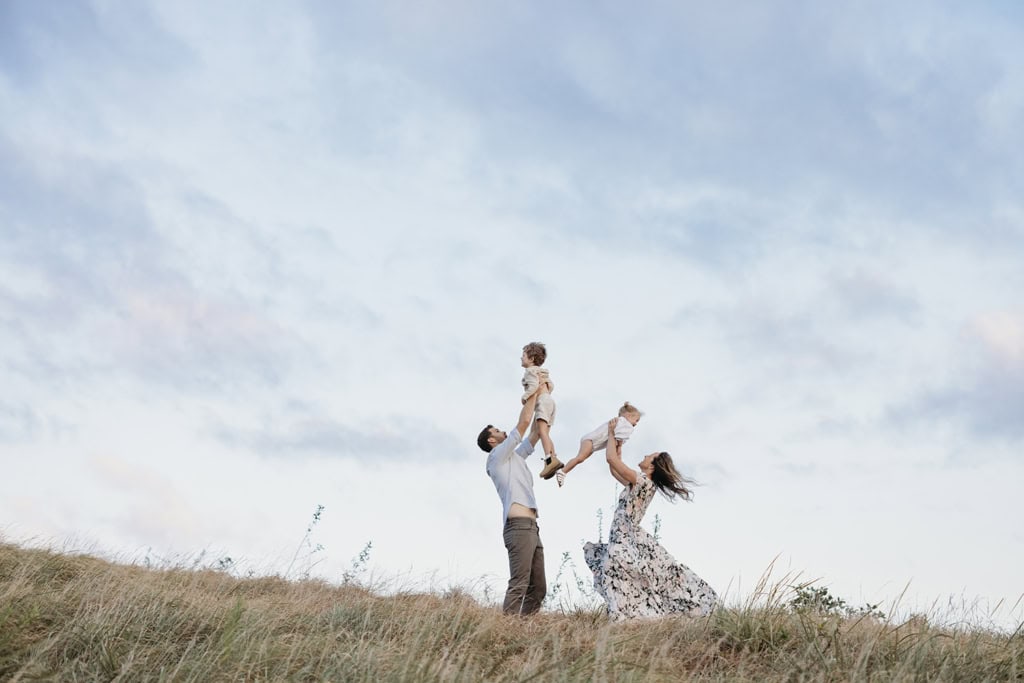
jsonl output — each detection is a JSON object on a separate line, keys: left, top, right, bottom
{"left": 1, "top": 541, "right": 1020, "bottom": 681}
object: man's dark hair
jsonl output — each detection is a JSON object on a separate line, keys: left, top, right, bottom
{"left": 477, "top": 425, "right": 495, "bottom": 452}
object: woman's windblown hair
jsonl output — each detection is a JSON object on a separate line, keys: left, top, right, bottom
{"left": 650, "top": 452, "right": 695, "bottom": 501}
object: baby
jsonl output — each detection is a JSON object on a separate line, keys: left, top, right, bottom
{"left": 555, "top": 402, "right": 642, "bottom": 487}
{"left": 521, "top": 341, "right": 562, "bottom": 479}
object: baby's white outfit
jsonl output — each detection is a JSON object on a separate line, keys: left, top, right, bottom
{"left": 521, "top": 366, "right": 556, "bottom": 425}
{"left": 580, "top": 416, "right": 634, "bottom": 451}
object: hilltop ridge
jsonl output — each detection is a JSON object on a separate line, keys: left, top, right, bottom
{"left": 1, "top": 541, "right": 1019, "bottom": 681}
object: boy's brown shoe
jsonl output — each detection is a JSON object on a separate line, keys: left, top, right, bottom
{"left": 539, "top": 455, "right": 564, "bottom": 480}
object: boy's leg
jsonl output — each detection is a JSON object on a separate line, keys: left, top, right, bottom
{"left": 538, "top": 420, "right": 563, "bottom": 479}
{"left": 538, "top": 419, "right": 555, "bottom": 457}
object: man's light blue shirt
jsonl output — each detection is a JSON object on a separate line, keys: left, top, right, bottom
{"left": 485, "top": 427, "right": 538, "bottom": 523}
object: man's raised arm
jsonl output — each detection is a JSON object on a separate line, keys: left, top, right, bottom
{"left": 515, "top": 383, "right": 543, "bottom": 436}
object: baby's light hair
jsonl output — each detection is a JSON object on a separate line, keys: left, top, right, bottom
{"left": 618, "top": 401, "right": 643, "bottom": 417}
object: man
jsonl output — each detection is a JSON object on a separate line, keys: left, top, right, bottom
{"left": 477, "top": 380, "right": 549, "bottom": 615}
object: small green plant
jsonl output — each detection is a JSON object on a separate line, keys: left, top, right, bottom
{"left": 342, "top": 541, "right": 373, "bottom": 584}
{"left": 545, "top": 551, "right": 600, "bottom": 612}
{"left": 287, "top": 504, "right": 325, "bottom": 579}
{"left": 544, "top": 508, "right": 608, "bottom": 612}
{"left": 789, "top": 584, "right": 884, "bottom": 619}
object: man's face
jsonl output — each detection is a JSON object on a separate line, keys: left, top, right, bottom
{"left": 489, "top": 426, "right": 507, "bottom": 447}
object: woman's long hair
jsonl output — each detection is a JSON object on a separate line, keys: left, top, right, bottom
{"left": 650, "top": 452, "right": 696, "bottom": 501}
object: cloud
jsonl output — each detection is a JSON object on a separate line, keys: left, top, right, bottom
{"left": 104, "top": 285, "right": 300, "bottom": 390}
{"left": 827, "top": 270, "right": 921, "bottom": 322}
{"left": 614, "top": 184, "right": 770, "bottom": 268}
{"left": 891, "top": 373, "right": 1024, "bottom": 442}
{"left": 208, "top": 408, "right": 464, "bottom": 463}
{"left": 887, "top": 311, "right": 1024, "bottom": 442}
{"left": 0, "top": 136, "right": 177, "bottom": 389}
{"left": 0, "top": 401, "right": 36, "bottom": 443}
{"left": 86, "top": 454, "right": 205, "bottom": 549}
{"left": 0, "top": 1, "right": 190, "bottom": 85}
{"left": 972, "top": 311, "right": 1024, "bottom": 370}
{"left": 0, "top": 135, "right": 304, "bottom": 395}
{"left": 671, "top": 297, "right": 872, "bottom": 382}
{"left": 0, "top": 137, "right": 168, "bottom": 312}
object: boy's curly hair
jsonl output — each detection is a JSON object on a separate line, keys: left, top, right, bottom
{"left": 522, "top": 342, "right": 547, "bottom": 366}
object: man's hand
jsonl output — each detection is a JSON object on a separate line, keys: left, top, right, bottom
{"left": 556, "top": 471, "right": 565, "bottom": 487}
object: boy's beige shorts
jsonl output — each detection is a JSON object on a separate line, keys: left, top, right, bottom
{"left": 535, "top": 394, "right": 556, "bottom": 425}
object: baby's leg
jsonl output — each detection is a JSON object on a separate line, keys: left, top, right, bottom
{"left": 562, "top": 440, "right": 594, "bottom": 474}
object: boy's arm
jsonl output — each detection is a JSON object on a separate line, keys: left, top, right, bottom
{"left": 520, "top": 370, "right": 536, "bottom": 403}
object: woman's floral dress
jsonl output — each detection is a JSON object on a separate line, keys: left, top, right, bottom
{"left": 584, "top": 473, "right": 718, "bottom": 620}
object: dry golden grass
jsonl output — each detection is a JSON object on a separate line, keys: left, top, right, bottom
{"left": 1, "top": 541, "right": 1021, "bottom": 681}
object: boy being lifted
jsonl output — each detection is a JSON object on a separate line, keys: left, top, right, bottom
{"left": 521, "top": 341, "right": 562, "bottom": 480}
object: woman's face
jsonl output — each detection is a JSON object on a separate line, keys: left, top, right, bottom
{"left": 639, "top": 452, "right": 658, "bottom": 473}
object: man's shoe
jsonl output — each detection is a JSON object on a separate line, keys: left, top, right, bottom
{"left": 539, "top": 455, "right": 564, "bottom": 480}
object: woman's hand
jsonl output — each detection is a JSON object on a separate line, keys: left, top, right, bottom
{"left": 608, "top": 418, "right": 617, "bottom": 434}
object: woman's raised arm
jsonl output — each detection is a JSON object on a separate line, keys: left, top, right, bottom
{"left": 605, "top": 419, "right": 638, "bottom": 486}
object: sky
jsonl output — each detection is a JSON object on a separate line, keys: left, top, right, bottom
{"left": 2, "top": 1, "right": 1022, "bottom": 628}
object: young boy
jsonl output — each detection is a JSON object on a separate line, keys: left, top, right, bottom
{"left": 521, "top": 342, "right": 562, "bottom": 479}
{"left": 555, "top": 402, "right": 642, "bottom": 487}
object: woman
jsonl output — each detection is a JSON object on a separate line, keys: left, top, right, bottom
{"left": 584, "top": 419, "right": 718, "bottom": 620}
